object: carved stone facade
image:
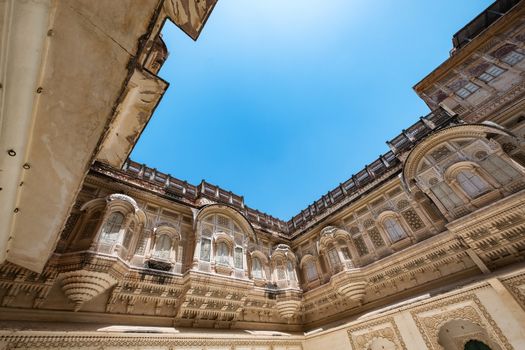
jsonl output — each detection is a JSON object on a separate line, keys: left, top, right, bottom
{"left": 1, "top": 1, "right": 525, "bottom": 350}
{"left": 347, "top": 318, "right": 407, "bottom": 350}
{"left": 411, "top": 295, "right": 512, "bottom": 350}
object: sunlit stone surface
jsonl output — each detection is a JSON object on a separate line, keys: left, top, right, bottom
{"left": 0, "top": 0, "right": 525, "bottom": 349}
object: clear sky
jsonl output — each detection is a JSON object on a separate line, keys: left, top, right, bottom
{"left": 131, "top": 0, "right": 494, "bottom": 219}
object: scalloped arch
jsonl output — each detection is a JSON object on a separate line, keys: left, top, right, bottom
{"left": 80, "top": 198, "right": 106, "bottom": 212}
{"left": 299, "top": 254, "right": 317, "bottom": 268}
{"left": 377, "top": 210, "right": 399, "bottom": 222}
{"left": 271, "top": 244, "right": 297, "bottom": 263}
{"left": 154, "top": 224, "right": 181, "bottom": 240}
{"left": 213, "top": 231, "right": 234, "bottom": 248}
{"left": 250, "top": 250, "right": 269, "bottom": 264}
{"left": 107, "top": 193, "right": 139, "bottom": 211}
{"left": 443, "top": 160, "right": 482, "bottom": 182}
{"left": 319, "top": 226, "right": 351, "bottom": 251}
{"left": 402, "top": 123, "right": 518, "bottom": 191}
{"left": 195, "top": 204, "right": 257, "bottom": 243}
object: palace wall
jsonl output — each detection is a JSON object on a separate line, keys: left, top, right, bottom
{"left": 303, "top": 268, "right": 525, "bottom": 350}
{"left": 1, "top": 1, "right": 525, "bottom": 349}
{"left": 1, "top": 267, "right": 525, "bottom": 349}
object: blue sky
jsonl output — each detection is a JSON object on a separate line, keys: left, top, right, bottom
{"left": 131, "top": 0, "right": 494, "bottom": 219}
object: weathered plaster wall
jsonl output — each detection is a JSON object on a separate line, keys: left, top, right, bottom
{"left": 2, "top": 0, "right": 159, "bottom": 272}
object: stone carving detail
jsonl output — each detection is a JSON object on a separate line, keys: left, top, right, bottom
{"left": 108, "top": 193, "right": 139, "bottom": 210}
{"left": 410, "top": 294, "right": 512, "bottom": 350}
{"left": 471, "top": 81, "right": 525, "bottom": 122}
{"left": 363, "top": 218, "right": 375, "bottom": 228}
{"left": 0, "top": 334, "right": 303, "bottom": 349}
{"left": 335, "top": 280, "right": 367, "bottom": 303}
{"left": 328, "top": 266, "right": 367, "bottom": 302}
{"left": 396, "top": 199, "right": 410, "bottom": 210}
{"left": 353, "top": 236, "right": 369, "bottom": 256}
{"left": 368, "top": 227, "right": 385, "bottom": 248}
{"left": 430, "top": 145, "right": 452, "bottom": 161}
{"left": 347, "top": 317, "right": 407, "bottom": 350}
{"left": 275, "top": 299, "right": 301, "bottom": 320}
{"left": 401, "top": 208, "right": 425, "bottom": 231}
{"left": 196, "top": 197, "right": 216, "bottom": 207}
{"left": 503, "top": 274, "right": 525, "bottom": 311}
{"left": 60, "top": 270, "right": 117, "bottom": 311}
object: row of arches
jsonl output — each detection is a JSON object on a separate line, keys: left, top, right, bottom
{"left": 298, "top": 214, "right": 417, "bottom": 286}
{"left": 403, "top": 123, "right": 524, "bottom": 221}
{"left": 293, "top": 124, "right": 524, "bottom": 288}
{"left": 64, "top": 200, "right": 302, "bottom": 286}
{"left": 364, "top": 319, "right": 498, "bottom": 350}
{"left": 62, "top": 123, "right": 524, "bottom": 290}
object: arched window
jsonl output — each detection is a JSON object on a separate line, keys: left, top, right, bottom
{"left": 252, "top": 257, "right": 263, "bottom": 279}
{"left": 234, "top": 247, "right": 243, "bottom": 269}
{"left": 456, "top": 169, "right": 489, "bottom": 198}
{"left": 305, "top": 260, "right": 318, "bottom": 281}
{"left": 216, "top": 242, "right": 229, "bottom": 265}
{"left": 122, "top": 222, "right": 134, "bottom": 249}
{"left": 100, "top": 212, "right": 124, "bottom": 243}
{"left": 153, "top": 234, "right": 172, "bottom": 260}
{"left": 200, "top": 238, "right": 211, "bottom": 261}
{"left": 431, "top": 182, "right": 464, "bottom": 210}
{"left": 80, "top": 210, "right": 102, "bottom": 239}
{"left": 287, "top": 260, "right": 296, "bottom": 281}
{"left": 480, "top": 154, "right": 521, "bottom": 184}
{"left": 340, "top": 246, "right": 351, "bottom": 260}
{"left": 276, "top": 260, "right": 286, "bottom": 280}
{"left": 327, "top": 247, "right": 340, "bottom": 268}
{"left": 383, "top": 218, "right": 406, "bottom": 241}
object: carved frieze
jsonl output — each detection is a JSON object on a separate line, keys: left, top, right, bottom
{"left": 347, "top": 317, "right": 407, "bottom": 350}
{"left": 410, "top": 294, "right": 512, "bottom": 350}
{"left": 0, "top": 334, "right": 303, "bottom": 349}
{"left": 60, "top": 270, "right": 117, "bottom": 311}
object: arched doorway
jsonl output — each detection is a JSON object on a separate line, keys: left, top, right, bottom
{"left": 437, "top": 319, "right": 501, "bottom": 350}
{"left": 464, "top": 340, "right": 491, "bottom": 350}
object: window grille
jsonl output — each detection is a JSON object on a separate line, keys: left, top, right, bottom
{"left": 252, "top": 258, "right": 263, "bottom": 278}
{"left": 216, "top": 242, "right": 229, "bottom": 265}
{"left": 100, "top": 212, "right": 124, "bottom": 243}
{"left": 200, "top": 238, "right": 211, "bottom": 261}
{"left": 456, "top": 170, "right": 489, "bottom": 198}
{"left": 431, "top": 182, "right": 463, "bottom": 210}
{"left": 152, "top": 234, "right": 172, "bottom": 260}
{"left": 234, "top": 247, "right": 243, "bottom": 269}
{"left": 384, "top": 218, "right": 406, "bottom": 242}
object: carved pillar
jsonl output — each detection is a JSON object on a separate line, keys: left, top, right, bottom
{"left": 144, "top": 230, "right": 154, "bottom": 258}
{"left": 169, "top": 238, "right": 177, "bottom": 264}
{"left": 127, "top": 222, "right": 145, "bottom": 259}
{"left": 114, "top": 214, "right": 134, "bottom": 256}
{"left": 119, "top": 214, "right": 134, "bottom": 245}
{"left": 422, "top": 187, "right": 454, "bottom": 222}
{"left": 192, "top": 225, "right": 202, "bottom": 269}
{"left": 408, "top": 196, "right": 435, "bottom": 229}
{"left": 361, "top": 232, "right": 377, "bottom": 259}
